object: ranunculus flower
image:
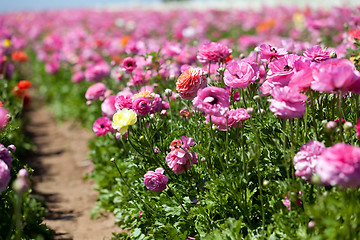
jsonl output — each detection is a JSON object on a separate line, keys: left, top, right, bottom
{"left": 166, "top": 150, "right": 192, "bottom": 175}
{"left": 115, "top": 95, "right": 133, "bottom": 111}
{"left": 303, "top": 45, "right": 330, "bottom": 62}
{"left": 84, "top": 63, "right": 110, "bottom": 82}
{"left": 112, "top": 109, "right": 137, "bottom": 135}
{"left": 311, "top": 58, "right": 360, "bottom": 94}
{"left": 176, "top": 68, "right": 207, "bottom": 100}
{"left": 224, "top": 60, "right": 259, "bottom": 89}
{"left": 268, "top": 86, "right": 307, "bottom": 119}
{"left": 93, "top": 116, "right": 114, "bottom": 136}
{"left": 355, "top": 119, "right": 360, "bottom": 140}
{"left": 0, "top": 143, "right": 12, "bottom": 168}
{"left": 143, "top": 168, "right": 168, "bottom": 192}
{"left": 193, "top": 86, "right": 230, "bottom": 117}
{"left": 0, "top": 160, "right": 10, "bottom": 193}
{"left": 121, "top": 57, "right": 137, "bottom": 73}
{"left": 72, "top": 71, "right": 85, "bottom": 83}
{"left": 205, "top": 108, "right": 250, "bottom": 131}
{"left": 316, "top": 143, "right": 360, "bottom": 188}
{"left": 85, "top": 82, "right": 107, "bottom": 101}
{"left": 197, "top": 42, "right": 232, "bottom": 65}
{"left": 132, "top": 97, "right": 151, "bottom": 116}
{"left": 101, "top": 95, "right": 117, "bottom": 117}
{"left": 257, "top": 44, "right": 288, "bottom": 62}
{"left": 293, "top": 141, "right": 326, "bottom": 181}
{"left": 0, "top": 107, "right": 10, "bottom": 131}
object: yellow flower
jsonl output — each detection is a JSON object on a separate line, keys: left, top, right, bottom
{"left": 112, "top": 109, "right": 137, "bottom": 135}
{"left": 2, "top": 39, "right": 11, "bottom": 48}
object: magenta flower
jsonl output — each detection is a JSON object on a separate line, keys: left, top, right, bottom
{"left": 268, "top": 86, "right": 307, "bottom": 119}
{"left": 224, "top": 60, "right": 259, "bottom": 89}
{"left": 166, "top": 150, "right": 192, "bottom": 175}
{"left": 205, "top": 108, "right": 250, "bottom": 131}
{"left": 316, "top": 143, "right": 360, "bottom": 188}
{"left": 101, "top": 95, "right": 117, "bottom": 118}
{"left": 0, "top": 144, "right": 12, "bottom": 168}
{"left": 303, "top": 45, "right": 330, "bottom": 62}
{"left": 84, "top": 63, "right": 110, "bottom": 82}
{"left": 121, "top": 57, "right": 137, "bottom": 73}
{"left": 114, "top": 95, "right": 133, "bottom": 111}
{"left": 197, "top": 42, "right": 232, "bottom": 65}
{"left": 72, "top": 71, "right": 85, "bottom": 83}
{"left": 143, "top": 168, "right": 169, "bottom": 192}
{"left": 311, "top": 58, "right": 360, "bottom": 94}
{"left": 288, "top": 69, "right": 314, "bottom": 92}
{"left": 0, "top": 160, "right": 10, "bottom": 193}
{"left": 132, "top": 97, "right": 151, "bottom": 116}
{"left": 258, "top": 44, "right": 287, "bottom": 62}
{"left": 92, "top": 116, "right": 114, "bottom": 136}
{"left": 294, "top": 141, "right": 326, "bottom": 181}
{"left": 45, "top": 61, "right": 59, "bottom": 74}
{"left": 193, "top": 87, "right": 230, "bottom": 117}
{"left": 85, "top": 82, "right": 107, "bottom": 101}
{"left": 355, "top": 119, "right": 360, "bottom": 140}
{"left": 0, "top": 107, "right": 10, "bottom": 131}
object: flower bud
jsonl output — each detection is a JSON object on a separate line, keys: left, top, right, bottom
{"left": 329, "top": 51, "right": 337, "bottom": 59}
{"left": 326, "top": 121, "right": 337, "bottom": 130}
{"left": 246, "top": 107, "right": 255, "bottom": 115}
{"left": 343, "top": 121, "right": 353, "bottom": 131}
{"left": 253, "top": 95, "right": 260, "bottom": 101}
{"left": 308, "top": 221, "right": 315, "bottom": 229}
{"left": 164, "top": 89, "right": 173, "bottom": 98}
{"left": 311, "top": 174, "right": 321, "bottom": 185}
{"left": 263, "top": 180, "right": 269, "bottom": 186}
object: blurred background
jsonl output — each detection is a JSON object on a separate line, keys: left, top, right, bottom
{"left": 1, "top": 0, "right": 359, "bottom": 13}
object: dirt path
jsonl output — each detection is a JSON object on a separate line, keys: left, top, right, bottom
{"left": 24, "top": 98, "right": 121, "bottom": 240}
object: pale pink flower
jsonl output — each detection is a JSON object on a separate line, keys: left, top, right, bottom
{"left": 193, "top": 87, "right": 230, "bottom": 117}
{"left": 144, "top": 168, "right": 169, "bottom": 192}
{"left": 224, "top": 60, "right": 259, "bottom": 89}
{"left": 85, "top": 82, "right": 107, "bottom": 101}
{"left": 205, "top": 108, "right": 250, "bottom": 131}
{"left": 303, "top": 45, "right": 330, "bottom": 62}
{"left": 197, "top": 42, "right": 232, "bottom": 65}
{"left": 84, "top": 63, "right": 110, "bottom": 82}
{"left": 293, "top": 141, "right": 326, "bottom": 181}
{"left": 0, "top": 160, "right": 10, "bottom": 193}
{"left": 114, "top": 95, "right": 133, "bottom": 111}
{"left": 93, "top": 116, "right": 114, "bottom": 136}
{"left": 316, "top": 143, "right": 360, "bottom": 188}
{"left": 101, "top": 95, "right": 117, "bottom": 118}
{"left": 0, "top": 107, "right": 9, "bottom": 130}
{"left": 258, "top": 44, "right": 288, "bottom": 62}
{"left": 268, "top": 86, "right": 307, "bottom": 119}
{"left": 166, "top": 150, "right": 192, "bottom": 175}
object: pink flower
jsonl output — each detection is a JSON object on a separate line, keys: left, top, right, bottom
{"left": 115, "top": 95, "right": 133, "bottom": 111}
{"left": 0, "top": 144, "right": 12, "bottom": 168}
{"left": 193, "top": 87, "right": 230, "bottom": 117}
{"left": 121, "top": 57, "right": 137, "bottom": 73}
{"left": 166, "top": 150, "right": 192, "bottom": 175}
{"left": 197, "top": 42, "right": 232, "bottom": 65}
{"left": 176, "top": 68, "right": 207, "bottom": 100}
{"left": 85, "top": 82, "right": 107, "bottom": 101}
{"left": 355, "top": 119, "right": 360, "bottom": 140}
{"left": 92, "top": 116, "right": 114, "bottom": 136}
{"left": 101, "top": 95, "right": 117, "bottom": 118}
{"left": 0, "top": 160, "right": 10, "bottom": 193}
{"left": 205, "top": 108, "right": 250, "bottom": 131}
{"left": 258, "top": 44, "right": 287, "bottom": 62}
{"left": 224, "top": 60, "right": 259, "bottom": 89}
{"left": 132, "top": 97, "right": 151, "bottom": 116}
{"left": 311, "top": 59, "right": 360, "bottom": 94}
{"left": 316, "top": 143, "right": 360, "bottom": 188}
{"left": 303, "top": 45, "right": 330, "bottom": 62}
{"left": 0, "top": 107, "right": 10, "bottom": 130}
{"left": 72, "top": 71, "right": 84, "bottom": 83}
{"left": 293, "top": 141, "right": 326, "bottom": 181}
{"left": 84, "top": 63, "right": 110, "bottom": 82}
{"left": 288, "top": 69, "right": 314, "bottom": 92}
{"left": 45, "top": 61, "right": 59, "bottom": 74}
{"left": 143, "top": 168, "right": 169, "bottom": 192}
{"left": 268, "top": 86, "right": 307, "bottom": 119}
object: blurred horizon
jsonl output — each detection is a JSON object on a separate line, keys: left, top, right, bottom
{"left": 0, "top": 0, "right": 358, "bottom": 13}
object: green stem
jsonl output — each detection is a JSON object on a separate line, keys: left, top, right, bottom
{"left": 309, "top": 91, "right": 319, "bottom": 140}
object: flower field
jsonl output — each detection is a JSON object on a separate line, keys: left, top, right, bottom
{"left": 2, "top": 4, "right": 360, "bottom": 239}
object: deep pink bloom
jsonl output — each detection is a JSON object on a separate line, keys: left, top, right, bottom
{"left": 0, "top": 107, "right": 9, "bottom": 130}
{"left": 268, "top": 86, "right": 307, "bottom": 119}
{"left": 224, "top": 60, "right": 259, "bottom": 89}
{"left": 282, "top": 195, "right": 291, "bottom": 210}
{"left": 132, "top": 97, "right": 151, "bottom": 116}
{"left": 0, "top": 144, "right": 12, "bottom": 168}
{"left": 0, "top": 160, "right": 10, "bottom": 193}
{"left": 114, "top": 95, "right": 133, "bottom": 111}
{"left": 303, "top": 45, "right": 330, "bottom": 62}
{"left": 143, "top": 168, "right": 169, "bottom": 192}
{"left": 149, "top": 94, "right": 163, "bottom": 114}
{"left": 176, "top": 68, "right": 207, "bottom": 100}
{"left": 258, "top": 44, "right": 287, "bottom": 62}
{"left": 316, "top": 143, "right": 360, "bottom": 188}
{"left": 355, "top": 119, "right": 360, "bottom": 140}
{"left": 121, "top": 57, "right": 137, "bottom": 73}
{"left": 101, "top": 95, "right": 117, "bottom": 117}
{"left": 85, "top": 82, "right": 107, "bottom": 101}
{"left": 193, "top": 87, "right": 230, "bottom": 117}
{"left": 311, "top": 58, "right": 360, "bottom": 94}
{"left": 72, "top": 71, "right": 85, "bottom": 83}
{"left": 293, "top": 141, "right": 326, "bottom": 181}
{"left": 197, "top": 42, "right": 232, "bottom": 65}
{"left": 288, "top": 69, "right": 314, "bottom": 92}
{"left": 92, "top": 116, "right": 114, "bottom": 136}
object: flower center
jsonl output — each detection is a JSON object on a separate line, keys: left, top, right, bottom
{"left": 204, "top": 96, "right": 217, "bottom": 104}
{"left": 284, "top": 65, "right": 293, "bottom": 71}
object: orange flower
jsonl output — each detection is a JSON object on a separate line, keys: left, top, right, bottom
{"left": 0, "top": 101, "right": 3, "bottom": 107}
{"left": 17, "top": 80, "right": 32, "bottom": 90}
{"left": 132, "top": 90, "right": 154, "bottom": 100}
{"left": 11, "top": 51, "right": 28, "bottom": 62}
{"left": 176, "top": 68, "right": 207, "bottom": 100}
{"left": 256, "top": 19, "right": 276, "bottom": 33}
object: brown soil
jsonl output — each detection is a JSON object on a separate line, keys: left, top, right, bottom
{"left": 24, "top": 98, "right": 122, "bottom": 240}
